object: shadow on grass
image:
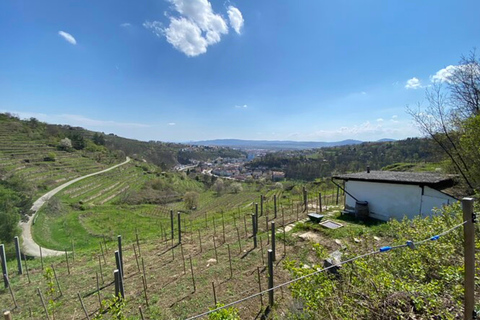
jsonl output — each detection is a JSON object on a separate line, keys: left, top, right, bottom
{"left": 334, "top": 213, "right": 386, "bottom": 228}
{"left": 240, "top": 247, "right": 256, "bottom": 259}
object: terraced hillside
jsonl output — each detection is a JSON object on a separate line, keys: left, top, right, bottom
{"left": 0, "top": 115, "right": 122, "bottom": 198}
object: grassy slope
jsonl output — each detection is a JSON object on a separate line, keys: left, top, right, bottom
{"left": 0, "top": 116, "right": 121, "bottom": 198}
{"left": 3, "top": 191, "right": 478, "bottom": 319}
{"left": 1, "top": 184, "right": 348, "bottom": 319}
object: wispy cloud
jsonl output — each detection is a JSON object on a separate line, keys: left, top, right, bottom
{"left": 168, "top": 122, "right": 176, "bottom": 126}
{"left": 144, "top": 0, "right": 244, "bottom": 57}
{"left": 405, "top": 77, "right": 421, "bottom": 89}
{"left": 227, "top": 6, "right": 244, "bottom": 34}
{"left": 60, "top": 114, "right": 150, "bottom": 128}
{"left": 58, "top": 31, "right": 77, "bottom": 45}
{"left": 296, "top": 116, "right": 419, "bottom": 141}
{"left": 0, "top": 110, "right": 150, "bottom": 129}
{"left": 234, "top": 104, "right": 248, "bottom": 109}
{"left": 120, "top": 22, "right": 132, "bottom": 27}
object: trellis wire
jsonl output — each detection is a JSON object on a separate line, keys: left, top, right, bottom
{"left": 186, "top": 220, "right": 468, "bottom": 319}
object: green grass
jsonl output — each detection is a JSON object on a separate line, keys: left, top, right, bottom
{"left": 292, "top": 211, "right": 391, "bottom": 240}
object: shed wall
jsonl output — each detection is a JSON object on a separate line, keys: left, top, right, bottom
{"left": 344, "top": 181, "right": 456, "bottom": 221}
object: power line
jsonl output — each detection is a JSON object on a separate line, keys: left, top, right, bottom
{"left": 186, "top": 220, "right": 468, "bottom": 320}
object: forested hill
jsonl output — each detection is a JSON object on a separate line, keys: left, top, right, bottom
{"left": 0, "top": 113, "right": 246, "bottom": 169}
{"left": 248, "top": 137, "right": 444, "bottom": 180}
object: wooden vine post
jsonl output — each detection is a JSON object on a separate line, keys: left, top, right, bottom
{"left": 3, "top": 311, "right": 12, "bottom": 320}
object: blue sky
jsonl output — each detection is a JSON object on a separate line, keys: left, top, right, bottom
{"left": 1, "top": 0, "right": 479, "bottom": 142}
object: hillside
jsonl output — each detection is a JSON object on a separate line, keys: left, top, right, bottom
{"left": 0, "top": 113, "right": 478, "bottom": 319}
{"left": 1, "top": 180, "right": 478, "bottom": 319}
{"left": 0, "top": 113, "right": 245, "bottom": 249}
{"left": 248, "top": 137, "right": 445, "bottom": 180}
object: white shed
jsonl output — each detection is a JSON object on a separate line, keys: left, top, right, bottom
{"left": 333, "top": 171, "right": 458, "bottom": 221}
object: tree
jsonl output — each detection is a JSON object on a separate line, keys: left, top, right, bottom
{"left": 408, "top": 51, "right": 480, "bottom": 191}
{"left": 0, "top": 185, "right": 21, "bottom": 242}
{"left": 213, "top": 179, "right": 225, "bottom": 196}
{"left": 59, "top": 137, "right": 72, "bottom": 150}
{"left": 229, "top": 182, "right": 243, "bottom": 194}
{"left": 68, "top": 132, "right": 85, "bottom": 150}
{"left": 92, "top": 132, "right": 106, "bottom": 145}
{"left": 184, "top": 191, "right": 199, "bottom": 210}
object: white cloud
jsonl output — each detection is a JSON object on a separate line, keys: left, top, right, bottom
{"left": 234, "top": 104, "right": 248, "bottom": 109}
{"left": 58, "top": 31, "right": 77, "bottom": 45}
{"left": 120, "top": 22, "right": 132, "bottom": 27}
{"left": 430, "top": 64, "right": 480, "bottom": 83}
{"left": 227, "top": 6, "right": 244, "bottom": 34}
{"left": 430, "top": 65, "right": 457, "bottom": 83}
{"left": 297, "top": 117, "right": 420, "bottom": 141}
{"left": 164, "top": 17, "right": 209, "bottom": 56}
{"left": 376, "top": 118, "right": 384, "bottom": 122}
{"left": 405, "top": 77, "right": 421, "bottom": 89}
{"left": 168, "top": 122, "right": 176, "bottom": 126}
{"left": 360, "top": 91, "right": 367, "bottom": 95}
{"left": 144, "top": 0, "right": 243, "bottom": 57}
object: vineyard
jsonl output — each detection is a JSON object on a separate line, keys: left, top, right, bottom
{"left": 0, "top": 117, "right": 121, "bottom": 198}
{"left": 2, "top": 165, "right": 356, "bottom": 319}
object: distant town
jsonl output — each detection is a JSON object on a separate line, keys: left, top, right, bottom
{"left": 175, "top": 148, "right": 286, "bottom": 181}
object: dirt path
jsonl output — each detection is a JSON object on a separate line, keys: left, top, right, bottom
{"left": 20, "top": 157, "right": 131, "bottom": 257}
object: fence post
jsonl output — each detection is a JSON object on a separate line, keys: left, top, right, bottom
{"left": 178, "top": 212, "right": 182, "bottom": 244}
{"left": 336, "top": 186, "right": 340, "bottom": 205}
{"left": 114, "top": 269, "right": 120, "bottom": 297}
{"left": 319, "top": 193, "right": 322, "bottom": 213}
{"left": 274, "top": 194, "right": 277, "bottom": 219}
{"left": 260, "top": 195, "right": 264, "bottom": 216}
{"left": 268, "top": 249, "right": 274, "bottom": 307}
{"left": 462, "top": 197, "right": 475, "bottom": 320}
{"left": 271, "top": 221, "right": 276, "bottom": 261}
{"left": 303, "top": 187, "right": 308, "bottom": 212}
{"left": 0, "top": 244, "right": 8, "bottom": 288}
{"left": 117, "top": 235, "right": 123, "bottom": 274}
{"left": 14, "top": 237, "right": 22, "bottom": 275}
{"left": 115, "top": 251, "right": 123, "bottom": 280}
{"left": 252, "top": 214, "right": 257, "bottom": 248}
{"left": 170, "top": 210, "right": 174, "bottom": 240}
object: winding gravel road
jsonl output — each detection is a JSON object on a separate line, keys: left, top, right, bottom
{"left": 20, "top": 156, "right": 131, "bottom": 257}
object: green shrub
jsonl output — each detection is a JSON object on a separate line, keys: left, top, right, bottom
{"left": 208, "top": 304, "right": 240, "bottom": 320}
{"left": 284, "top": 201, "right": 478, "bottom": 319}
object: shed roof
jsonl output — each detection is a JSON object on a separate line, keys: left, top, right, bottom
{"left": 333, "top": 171, "right": 456, "bottom": 187}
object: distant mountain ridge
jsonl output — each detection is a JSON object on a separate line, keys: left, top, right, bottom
{"left": 191, "top": 138, "right": 396, "bottom": 150}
